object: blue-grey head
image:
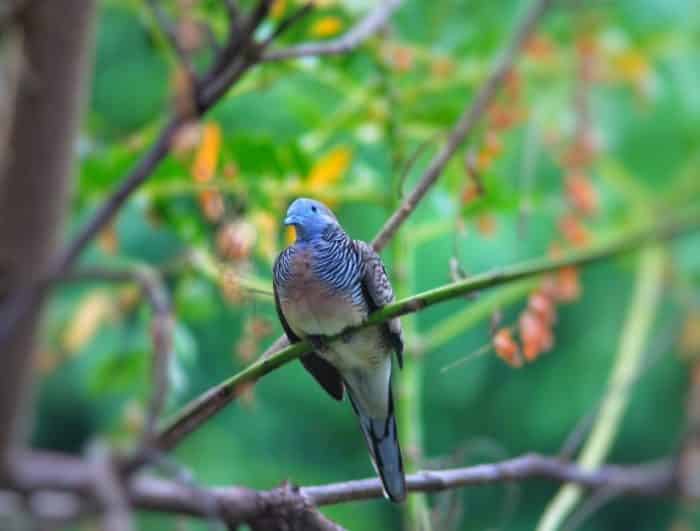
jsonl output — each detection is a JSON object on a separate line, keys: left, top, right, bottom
{"left": 284, "top": 197, "right": 339, "bottom": 241}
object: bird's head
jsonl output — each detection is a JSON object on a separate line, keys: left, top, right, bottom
{"left": 284, "top": 198, "right": 339, "bottom": 241}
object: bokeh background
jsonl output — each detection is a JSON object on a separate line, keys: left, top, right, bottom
{"left": 31, "top": 0, "right": 700, "bottom": 529}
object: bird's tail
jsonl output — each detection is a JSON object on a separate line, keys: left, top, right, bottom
{"left": 347, "top": 386, "right": 406, "bottom": 503}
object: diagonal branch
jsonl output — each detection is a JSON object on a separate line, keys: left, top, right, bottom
{"left": 146, "top": 0, "right": 197, "bottom": 78}
{"left": 371, "top": 0, "right": 555, "bottom": 252}
{"left": 153, "top": 206, "right": 700, "bottom": 452}
{"left": 61, "top": 266, "right": 174, "bottom": 448}
{"left": 262, "top": 0, "right": 402, "bottom": 62}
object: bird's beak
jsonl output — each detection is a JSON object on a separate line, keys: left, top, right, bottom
{"left": 284, "top": 214, "right": 299, "bottom": 226}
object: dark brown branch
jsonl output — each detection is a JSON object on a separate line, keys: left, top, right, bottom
{"left": 7, "top": 451, "right": 676, "bottom": 526}
{"left": 371, "top": 0, "right": 555, "bottom": 251}
{"left": 0, "top": 0, "right": 95, "bottom": 473}
{"left": 262, "top": 0, "right": 401, "bottom": 62}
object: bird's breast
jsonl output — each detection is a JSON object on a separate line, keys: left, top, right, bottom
{"left": 277, "top": 247, "right": 365, "bottom": 338}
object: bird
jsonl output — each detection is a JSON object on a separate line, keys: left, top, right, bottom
{"left": 273, "top": 197, "right": 406, "bottom": 503}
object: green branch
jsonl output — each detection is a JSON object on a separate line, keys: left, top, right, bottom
{"left": 154, "top": 207, "right": 700, "bottom": 452}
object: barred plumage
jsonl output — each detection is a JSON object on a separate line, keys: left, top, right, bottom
{"left": 273, "top": 197, "right": 406, "bottom": 502}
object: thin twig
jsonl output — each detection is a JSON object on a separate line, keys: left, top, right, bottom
{"left": 563, "top": 486, "right": 622, "bottom": 531}
{"left": 146, "top": 0, "right": 197, "bottom": 78}
{"left": 60, "top": 266, "right": 173, "bottom": 448}
{"left": 153, "top": 208, "right": 700, "bottom": 452}
{"left": 88, "top": 442, "right": 134, "bottom": 531}
{"left": 262, "top": 0, "right": 402, "bottom": 62}
{"left": 371, "top": 0, "right": 556, "bottom": 252}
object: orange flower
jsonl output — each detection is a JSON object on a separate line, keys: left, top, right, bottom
{"left": 566, "top": 172, "right": 598, "bottom": 215}
{"left": 558, "top": 214, "right": 590, "bottom": 247}
{"left": 98, "top": 224, "right": 119, "bottom": 255}
{"left": 555, "top": 266, "right": 581, "bottom": 302}
{"left": 528, "top": 291, "right": 557, "bottom": 326}
{"left": 476, "top": 214, "right": 497, "bottom": 237}
{"left": 391, "top": 46, "right": 414, "bottom": 72}
{"left": 520, "top": 310, "right": 551, "bottom": 362}
{"left": 525, "top": 33, "right": 555, "bottom": 60}
{"left": 461, "top": 183, "right": 481, "bottom": 205}
{"left": 217, "top": 221, "right": 258, "bottom": 261}
{"left": 199, "top": 189, "right": 225, "bottom": 222}
{"left": 493, "top": 328, "right": 522, "bottom": 368}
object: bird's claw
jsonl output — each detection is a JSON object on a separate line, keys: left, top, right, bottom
{"left": 308, "top": 334, "right": 328, "bottom": 352}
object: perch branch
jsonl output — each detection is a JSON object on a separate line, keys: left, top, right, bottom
{"left": 154, "top": 206, "right": 700, "bottom": 452}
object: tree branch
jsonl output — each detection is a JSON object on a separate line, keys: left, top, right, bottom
{"left": 61, "top": 266, "right": 174, "bottom": 448}
{"left": 262, "top": 0, "right": 402, "bottom": 62}
{"left": 154, "top": 206, "right": 700, "bottom": 452}
{"left": 371, "top": 0, "right": 555, "bottom": 252}
{"left": 7, "top": 451, "right": 676, "bottom": 525}
{"left": 0, "top": 0, "right": 95, "bottom": 473}
{"left": 146, "top": 0, "right": 197, "bottom": 79}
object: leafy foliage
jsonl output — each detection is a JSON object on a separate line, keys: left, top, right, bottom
{"left": 35, "top": 0, "right": 700, "bottom": 529}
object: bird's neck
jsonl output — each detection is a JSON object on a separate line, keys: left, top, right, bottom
{"left": 295, "top": 225, "right": 345, "bottom": 245}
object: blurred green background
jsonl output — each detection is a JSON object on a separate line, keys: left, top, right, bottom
{"left": 32, "top": 0, "right": 700, "bottom": 529}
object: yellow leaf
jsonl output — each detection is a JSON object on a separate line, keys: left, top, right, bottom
{"left": 307, "top": 146, "right": 352, "bottom": 189}
{"left": 615, "top": 50, "right": 649, "bottom": 82}
{"left": 191, "top": 122, "right": 222, "bottom": 183}
{"left": 310, "top": 16, "right": 343, "bottom": 38}
{"left": 62, "top": 291, "right": 113, "bottom": 354}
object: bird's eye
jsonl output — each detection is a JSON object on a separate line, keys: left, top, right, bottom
{"left": 311, "top": 205, "right": 317, "bottom": 213}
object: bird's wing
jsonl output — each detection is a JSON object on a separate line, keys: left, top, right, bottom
{"left": 273, "top": 250, "right": 344, "bottom": 400}
{"left": 353, "top": 240, "right": 404, "bottom": 369}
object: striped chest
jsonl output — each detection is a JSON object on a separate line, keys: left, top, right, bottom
{"left": 276, "top": 242, "right": 366, "bottom": 338}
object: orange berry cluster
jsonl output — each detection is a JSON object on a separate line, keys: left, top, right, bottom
{"left": 493, "top": 268, "right": 579, "bottom": 368}
{"left": 493, "top": 33, "right": 597, "bottom": 368}
{"left": 559, "top": 34, "right": 600, "bottom": 247}
{"left": 461, "top": 69, "right": 526, "bottom": 239}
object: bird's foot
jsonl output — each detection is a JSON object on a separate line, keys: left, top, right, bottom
{"left": 307, "top": 334, "right": 328, "bottom": 352}
{"left": 340, "top": 329, "right": 354, "bottom": 344}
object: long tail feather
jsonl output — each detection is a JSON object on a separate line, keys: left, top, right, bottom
{"left": 347, "top": 387, "right": 406, "bottom": 503}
